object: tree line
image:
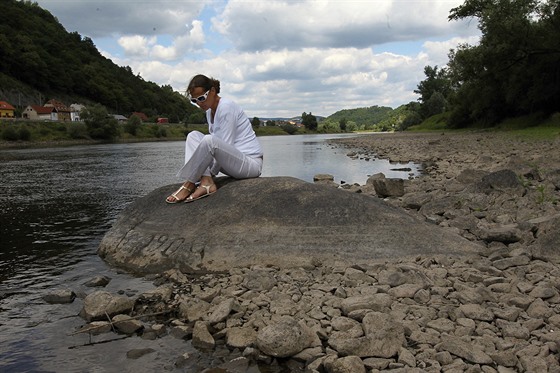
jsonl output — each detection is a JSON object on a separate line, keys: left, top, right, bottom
{"left": 0, "top": 0, "right": 199, "bottom": 122}
{"left": 414, "top": 0, "right": 559, "bottom": 128}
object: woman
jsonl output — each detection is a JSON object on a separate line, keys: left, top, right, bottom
{"left": 166, "top": 74, "right": 263, "bottom": 203}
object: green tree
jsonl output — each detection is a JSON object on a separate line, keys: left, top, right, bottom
{"left": 302, "top": 112, "right": 318, "bottom": 131}
{"left": 424, "top": 92, "right": 447, "bottom": 118}
{"left": 414, "top": 65, "right": 452, "bottom": 119}
{"left": 339, "top": 118, "right": 347, "bottom": 132}
{"left": 281, "top": 123, "right": 298, "bottom": 134}
{"left": 81, "top": 104, "right": 119, "bottom": 140}
{"left": 125, "top": 114, "right": 141, "bottom": 136}
{"left": 187, "top": 111, "right": 206, "bottom": 125}
{"left": 251, "top": 117, "right": 261, "bottom": 128}
{"left": 446, "top": 0, "right": 560, "bottom": 126}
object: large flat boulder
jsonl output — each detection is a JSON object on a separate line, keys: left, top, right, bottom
{"left": 98, "top": 177, "right": 482, "bottom": 274}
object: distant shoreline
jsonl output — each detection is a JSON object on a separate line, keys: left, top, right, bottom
{"left": 0, "top": 136, "right": 187, "bottom": 150}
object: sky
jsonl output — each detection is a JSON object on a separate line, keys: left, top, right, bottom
{"left": 34, "top": 0, "right": 481, "bottom": 118}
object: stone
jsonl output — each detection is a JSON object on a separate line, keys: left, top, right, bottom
{"left": 192, "top": 321, "right": 215, "bottom": 350}
{"left": 80, "top": 290, "right": 135, "bottom": 322}
{"left": 226, "top": 326, "right": 257, "bottom": 349}
{"left": 179, "top": 298, "right": 211, "bottom": 322}
{"left": 98, "top": 177, "right": 482, "bottom": 274}
{"left": 42, "top": 289, "right": 76, "bottom": 304}
{"left": 526, "top": 298, "right": 554, "bottom": 319}
{"left": 368, "top": 173, "right": 405, "bottom": 197}
{"left": 388, "top": 283, "right": 424, "bottom": 298}
{"left": 137, "top": 284, "right": 173, "bottom": 302}
{"left": 437, "top": 336, "right": 493, "bottom": 364}
{"left": 459, "top": 304, "right": 495, "bottom": 321}
{"left": 126, "top": 348, "right": 155, "bottom": 359}
{"left": 111, "top": 314, "right": 143, "bottom": 334}
{"left": 79, "top": 321, "right": 112, "bottom": 335}
{"left": 329, "top": 312, "right": 405, "bottom": 358}
{"left": 340, "top": 294, "right": 393, "bottom": 315}
{"left": 492, "top": 255, "right": 531, "bottom": 270}
{"left": 324, "top": 355, "right": 366, "bottom": 373}
{"left": 83, "top": 275, "right": 111, "bottom": 287}
{"left": 256, "top": 316, "right": 317, "bottom": 358}
{"left": 207, "top": 298, "right": 236, "bottom": 324}
{"left": 477, "top": 169, "right": 523, "bottom": 193}
{"left": 398, "top": 347, "right": 416, "bottom": 367}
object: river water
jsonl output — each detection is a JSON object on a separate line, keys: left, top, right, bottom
{"left": 0, "top": 133, "right": 420, "bottom": 372}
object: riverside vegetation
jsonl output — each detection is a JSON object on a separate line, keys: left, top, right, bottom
{"left": 41, "top": 127, "right": 560, "bottom": 372}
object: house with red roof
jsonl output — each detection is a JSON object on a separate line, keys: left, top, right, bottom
{"left": 44, "top": 99, "right": 71, "bottom": 121}
{"left": 23, "top": 105, "right": 56, "bottom": 121}
{"left": 0, "top": 101, "right": 16, "bottom": 118}
{"left": 130, "top": 112, "right": 148, "bottom": 122}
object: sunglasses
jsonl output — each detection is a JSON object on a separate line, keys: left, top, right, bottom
{"left": 189, "top": 89, "right": 210, "bottom": 104}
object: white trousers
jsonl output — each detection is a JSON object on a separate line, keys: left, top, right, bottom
{"left": 176, "top": 131, "right": 263, "bottom": 183}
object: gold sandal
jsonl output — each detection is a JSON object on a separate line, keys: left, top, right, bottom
{"left": 185, "top": 184, "right": 217, "bottom": 203}
{"left": 166, "top": 185, "right": 195, "bottom": 204}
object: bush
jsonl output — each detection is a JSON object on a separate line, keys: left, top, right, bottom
{"left": 18, "top": 126, "right": 31, "bottom": 141}
{"left": 1, "top": 126, "right": 18, "bottom": 141}
{"left": 280, "top": 123, "right": 298, "bottom": 135}
{"left": 149, "top": 124, "right": 167, "bottom": 138}
{"left": 66, "top": 122, "right": 89, "bottom": 139}
{"left": 125, "top": 115, "right": 141, "bottom": 135}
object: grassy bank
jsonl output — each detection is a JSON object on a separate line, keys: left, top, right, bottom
{"left": 408, "top": 112, "right": 560, "bottom": 139}
{"left": 0, "top": 120, "right": 295, "bottom": 148}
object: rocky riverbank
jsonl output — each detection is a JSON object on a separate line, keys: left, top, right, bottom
{"left": 46, "top": 131, "right": 560, "bottom": 372}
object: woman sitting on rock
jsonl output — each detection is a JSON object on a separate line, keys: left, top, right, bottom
{"left": 166, "top": 74, "right": 263, "bottom": 203}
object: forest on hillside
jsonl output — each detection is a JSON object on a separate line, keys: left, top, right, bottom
{"left": 0, "top": 0, "right": 199, "bottom": 122}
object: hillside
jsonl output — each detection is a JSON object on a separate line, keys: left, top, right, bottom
{"left": 0, "top": 0, "right": 198, "bottom": 122}
{"left": 326, "top": 105, "right": 394, "bottom": 127}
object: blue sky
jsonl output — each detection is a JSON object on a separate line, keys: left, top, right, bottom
{"left": 35, "top": 0, "right": 480, "bottom": 118}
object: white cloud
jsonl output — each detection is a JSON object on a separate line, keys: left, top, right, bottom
{"left": 36, "top": 0, "right": 481, "bottom": 117}
{"left": 118, "top": 35, "right": 156, "bottom": 57}
{"left": 36, "top": 0, "right": 208, "bottom": 38}
{"left": 212, "top": 0, "right": 474, "bottom": 51}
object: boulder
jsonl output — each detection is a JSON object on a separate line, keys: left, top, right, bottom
{"left": 367, "top": 173, "right": 405, "bottom": 197}
{"left": 256, "top": 316, "right": 318, "bottom": 358}
{"left": 98, "top": 177, "right": 482, "bottom": 274}
{"left": 80, "top": 290, "right": 135, "bottom": 322}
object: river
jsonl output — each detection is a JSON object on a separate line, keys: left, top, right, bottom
{"left": 0, "top": 133, "right": 420, "bottom": 372}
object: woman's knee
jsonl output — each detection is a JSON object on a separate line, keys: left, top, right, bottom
{"left": 200, "top": 134, "right": 215, "bottom": 149}
{"left": 186, "top": 131, "right": 205, "bottom": 142}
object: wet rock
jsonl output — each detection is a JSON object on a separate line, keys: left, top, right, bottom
{"left": 83, "top": 275, "right": 111, "bottom": 287}
{"left": 368, "top": 173, "right": 405, "bottom": 197}
{"left": 126, "top": 348, "right": 155, "bottom": 359}
{"left": 80, "top": 290, "right": 135, "bottom": 322}
{"left": 111, "top": 314, "right": 143, "bottom": 334}
{"left": 43, "top": 289, "right": 76, "bottom": 304}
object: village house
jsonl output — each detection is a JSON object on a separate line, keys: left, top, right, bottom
{"left": 112, "top": 114, "right": 128, "bottom": 122}
{"left": 0, "top": 101, "right": 16, "bottom": 118}
{"left": 44, "top": 99, "right": 71, "bottom": 121}
{"left": 130, "top": 112, "right": 148, "bottom": 122}
{"left": 69, "top": 103, "right": 85, "bottom": 121}
{"left": 22, "top": 105, "right": 57, "bottom": 121}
